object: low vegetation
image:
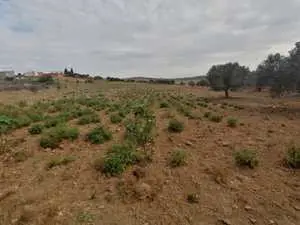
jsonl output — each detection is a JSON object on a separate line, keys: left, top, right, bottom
{"left": 168, "top": 119, "right": 184, "bottom": 133}
{"left": 286, "top": 145, "right": 300, "bottom": 168}
{"left": 234, "top": 149, "right": 258, "bottom": 168}
{"left": 28, "top": 124, "right": 43, "bottom": 135}
{"left": 169, "top": 149, "right": 187, "bottom": 167}
{"left": 227, "top": 117, "right": 238, "bottom": 127}
{"left": 86, "top": 126, "right": 112, "bottom": 144}
{"left": 46, "top": 156, "right": 76, "bottom": 169}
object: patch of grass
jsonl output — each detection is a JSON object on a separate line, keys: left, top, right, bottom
{"left": 187, "top": 193, "right": 199, "bottom": 204}
{"left": 234, "top": 149, "right": 258, "bottom": 168}
{"left": 169, "top": 149, "right": 187, "bottom": 167}
{"left": 46, "top": 156, "right": 76, "bottom": 170}
{"left": 13, "top": 151, "right": 29, "bottom": 162}
{"left": 76, "top": 211, "right": 95, "bottom": 223}
{"left": 96, "top": 144, "right": 138, "bottom": 176}
{"left": 86, "top": 126, "right": 112, "bottom": 144}
{"left": 209, "top": 114, "right": 223, "bottom": 123}
{"left": 40, "top": 126, "right": 79, "bottom": 149}
{"left": 28, "top": 124, "right": 43, "bottom": 135}
{"left": 77, "top": 114, "right": 100, "bottom": 125}
{"left": 160, "top": 102, "right": 169, "bottom": 108}
{"left": 286, "top": 145, "right": 300, "bottom": 168}
{"left": 168, "top": 119, "right": 184, "bottom": 133}
{"left": 18, "top": 100, "right": 28, "bottom": 108}
{"left": 227, "top": 117, "right": 238, "bottom": 127}
{"left": 110, "top": 113, "right": 123, "bottom": 124}
{"left": 44, "top": 117, "right": 65, "bottom": 128}
{"left": 204, "top": 111, "right": 211, "bottom": 118}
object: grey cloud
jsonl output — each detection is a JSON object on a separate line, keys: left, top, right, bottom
{"left": 0, "top": 0, "right": 300, "bottom": 77}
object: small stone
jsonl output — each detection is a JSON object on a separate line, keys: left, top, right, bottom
{"left": 132, "top": 167, "right": 146, "bottom": 179}
{"left": 185, "top": 141, "right": 193, "bottom": 146}
{"left": 222, "top": 142, "right": 230, "bottom": 147}
{"left": 293, "top": 205, "right": 300, "bottom": 211}
{"left": 269, "top": 220, "right": 276, "bottom": 225}
{"left": 99, "top": 205, "right": 105, "bottom": 209}
{"left": 245, "top": 205, "right": 252, "bottom": 211}
{"left": 249, "top": 218, "right": 256, "bottom": 224}
{"left": 218, "top": 219, "right": 232, "bottom": 225}
{"left": 135, "top": 183, "right": 152, "bottom": 200}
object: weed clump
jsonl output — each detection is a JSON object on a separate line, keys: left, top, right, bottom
{"left": 86, "top": 126, "right": 112, "bottom": 144}
{"left": 227, "top": 117, "right": 238, "bottom": 127}
{"left": 204, "top": 112, "right": 211, "bottom": 118}
{"left": 77, "top": 114, "right": 100, "bottom": 125}
{"left": 110, "top": 113, "right": 123, "bottom": 124}
{"left": 95, "top": 144, "right": 138, "bottom": 176}
{"left": 168, "top": 119, "right": 184, "bottom": 133}
{"left": 40, "top": 126, "right": 79, "bottom": 149}
{"left": 286, "top": 145, "right": 300, "bottom": 168}
{"left": 169, "top": 149, "right": 187, "bottom": 167}
{"left": 160, "top": 102, "right": 169, "bottom": 108}
{"left": 234, "top": 149, "right": 258, "bottom": 168}
{"left": 28, "top": 124, "right": 43, "bottom": 135}
{"left": 46, "top": 156, "right": 76, "bottom": 169}
{"left": 209, "top": 114, "right": 223, "bottom": 123}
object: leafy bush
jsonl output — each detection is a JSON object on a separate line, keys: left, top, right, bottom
{"left": 28, "top": 124, "right": 43, "bottom": 135}
{"left": 14, "top": 116, "right": 32, "bottom": 128}
{"left": 209, "top": 114, "right": 223, "bottom": 123}
{"left": 110, "top": 113, "right": 122, "bottom": 124}
{"left": 77, "top": 114, "right": 100, "bottom": 125}
{"left": 286, "top": 145, "right": 300, "bottom": 168}
{"left": 37, "top": 76, "right": 54, "bottom": 84}
{"left": 227, "top": 117, "right": 238, "bottom": 127}
{"left": 125, "top": 116, "right": 155, "bottom": 146}
{"left": 40, "top": 126, "right": 79, "bottom": 149}
{"left": 46, "top": 156, "right": 76, "bottom": 169}
{"left": 0, "top": 115, "right": 16, "bottom": 133}
{"left": 168, "top": 119, "right": 184, "bottom": 133}
{"left": 99, "top": 144, "right": 138, "bottom": 176}
{"left": 86, "top": 126, "right": 112, "bottom": 144}
{"left": 234, "top": 149, "right": 258, "bottom": 168}
{"left": 204, "top": 112, "right": 211, "bottom": 118}
{"left": 169, "top": 149, "right": 187, "bottom": 167}
{"left": 44, "top": 117, "right": 65, "bottom": 128}
{"left": 160, "top": 102, "right": 169, "bottom": 108}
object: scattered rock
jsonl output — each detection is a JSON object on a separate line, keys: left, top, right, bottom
{"left": 249, "top": 218, "right": 256, "bottom": 224}
{"left": 99, "top": 205, "right": 105, "bottom": 209}
{"left": 135, "top": 183, "right": 152, "bottom": 200}
{"left": 293, "top": 205, "right": 300, "bottom": 211}
{"left": 222, "top": 142, "right": 230, "bottom": 147}
{"left": 132, "top": 167, "right": 146, "bottom": 179}
{"left": 244, "top": 205, "right": 252, "bottom": 211}
{"left": 269, "top": 220, "right": 276, "bottom": 225}
{"left": 218, "top": 219, "right": 232, "bottom": 225}
{"left": 185, "top": 141, "right": 193, "bottom": 146}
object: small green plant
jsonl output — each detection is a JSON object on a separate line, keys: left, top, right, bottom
{"left": 227, "top": 117, "right": 238, "bottom": 127}
{"left": 28, "top": 124, "right": 43, "bottom": 135}
{"left": 110, "top": 113, "right": 122, "bottom": 124}
{"left": 168, "top": 119, "right": 184, "bottom": 133}
{"left": 234, "top": 149, "right": 258, "bottom": 168}
{"left": 187, "top": 193, "right": 199, "bottom": 204}
{"left": 40, "top": 126, "right": 79, "bottom": 149}
{"left": 204, "top": 111, "right": 211, "bottom": 118}
{"left": 209, "top": 114, "right": 223, "bottom": 123}
{"left": 99, "top": 144, "right": 138, "bottom": 176}
{"left": 286, "top": 145, "right": 300, "bottom": 168}
{"left": 76, "top": 211, "right": 95, "bottom": 223}
{"left": 77, "top": 114, "right": 100, "bottom": 125}
{"left": 169, "top": 149, "right": 187, "bottom": 167}
{"left": 46, "top": 156, "right": 76, "bottom": 170}
{"left": 44, "top": 117, "right": 65, "bottom": 128}
{"left": 18, "top": 100, "right": 28, "bottom": 108}
{"left": 160, "top": 102, "right": 169, "bottom": 108}
{"left": 86, "top": 126, "right": 112, "bottom": 144}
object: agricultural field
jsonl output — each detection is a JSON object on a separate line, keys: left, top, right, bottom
{"left": 0, "top": 80, "right": 299, "bottom": 225}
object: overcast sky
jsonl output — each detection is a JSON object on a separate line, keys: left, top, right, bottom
{"left": 0, "top": 0, "right": 300, "bottom": 77}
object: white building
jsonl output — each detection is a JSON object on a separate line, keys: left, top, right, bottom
{"left": 23, "top": 71, "right": 39, "bottom": 77}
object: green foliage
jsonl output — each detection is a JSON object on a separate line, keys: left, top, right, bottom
{"left": 110, "top": 113, "right": 122, "bottom": 124}
{"left": 37, "top": 76, "right": 54, "bottom": 84}
{"left": 77, "top": 114, "right": 100, "bottom": 125}
{"left": 86, "top": 126, "right": 112, "bottom": 144}
{"left": 28, "top": 124, "right": 43, "bottom": 135}
{"left": 14, "top": 116, "right": 32, "bottom": 128}
{"left": 234, "top": 149, "right": 258, "bottom": 168}
{"left": 227, "top": 117, "right": 238, "bottom": 127}
{"left": 44, "top": 117, "right": 65, "bottom": 128}
{"left": 160, "top": 102, "right": 169, "bottom": 108}
{"left": 209, "top": 114, "right": 223, "bottom": 123}
{"left": 169, "top": 149, "right": 187, "bottom": 167}
{"left": 46, "top": 156, "right": 76, "bottom": 170}
{"left": 168, "top": 119, "right": 184, "bottom": 133}
{"left": 204, "top": 111, "right": 211, "bottom": 118}
{"left": 125, "top": 116, "right": 155, "bottom": 146}
{"left": 76, "top": 212, "right": 95, "bottom": 223}
{"left": 286, "top": 145, "right": 300, "bottom": 168}
{"left": 100, "top": 144, "right": 138, "bottom": 176}
{"left": 40, "top": 126, "right": 79, "bottom": 149}
{"left": 0, "top": 115, "right": 15, "bottom": 133}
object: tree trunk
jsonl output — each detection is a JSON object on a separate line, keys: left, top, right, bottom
{"left": 225, "top": 89, "right": 229, "bottom": 98}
